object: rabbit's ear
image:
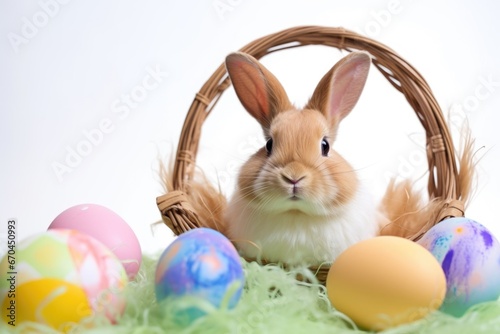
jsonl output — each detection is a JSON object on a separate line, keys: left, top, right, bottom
{"left": 306, "top": 51, "right": 370, "bottom": 127}
{"left": 226, "top": 52, "right": 291, "bottom": 129}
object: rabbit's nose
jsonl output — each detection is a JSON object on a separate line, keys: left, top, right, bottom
{"left": 281, "top": 174, "right": 305, "bottom": 185}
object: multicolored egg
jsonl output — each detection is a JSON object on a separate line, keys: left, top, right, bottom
{"left": 0, "top": 229, "right": 128, "bottom": 331}
{"left": 418, "top": 217, "right": 500, "bottom": 316}
{"left": 155, "top": 228, "right": 244, "bottom": 323}
{"left": 48, "top": 203, "right": 142, "bottom": 279}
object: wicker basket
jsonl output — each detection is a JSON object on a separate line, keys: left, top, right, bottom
{"left": 156, "top": 26, "right": 467, "bottom": 284}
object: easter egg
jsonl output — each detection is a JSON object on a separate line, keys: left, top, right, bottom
{"left": 2, "top": 279, "right": 92, "bottom": 332}
{"left": 0, "top": 229, "right": 128, "bottom": 330}
{"left": 327, "top": 236, "right": 446, "bottom": 331}
{"left": 48, "top": 203, "right": 142, "bottom": 279}
{"left": 155, "top": 228, "right": 244, "bottom": 323}
{"left": 418, "top": 217, "right": 500, "bottom": 317}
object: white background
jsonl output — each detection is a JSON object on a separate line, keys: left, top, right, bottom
{"left": 1, "top": 0, "right": 499, "bottom": 256}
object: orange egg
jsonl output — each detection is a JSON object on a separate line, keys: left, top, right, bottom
{"left": 326, "top": 236, "right": 446, "bottom": 331}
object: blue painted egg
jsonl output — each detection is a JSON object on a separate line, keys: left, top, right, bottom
{"left": 418, "top": 217, "right": 500, "bottom": 316}
{"left": 155, "top": 228, "right": 244, "bottom": 322}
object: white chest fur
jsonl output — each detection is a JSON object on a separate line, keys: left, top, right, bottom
{"left": 226, "top": 187, "right": 379, "bottom": 265}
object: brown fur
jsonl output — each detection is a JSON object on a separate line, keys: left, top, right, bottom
{"left": 160, "top": 131, "right": 476, "bottom": 243}
{"left": 159, "top": 160, "right": 228, "bottom": 235}
{"left": 225, "top": 52, "right": 292, "bottom": 134}
{"left": 378, "top": 129, "right": 477, "bottom": 239}
{"left": 234, "top": 108, "right": 360, "bottom": 214}
{"left": 306, "top": 51, "right": 371, "bottom": 130}
{"left": 456, "top": 130, "right": 477, "bottom": 207}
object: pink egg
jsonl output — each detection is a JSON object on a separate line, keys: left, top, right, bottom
{"left": 48, "top": 204, "right": 142, "bottom": 279}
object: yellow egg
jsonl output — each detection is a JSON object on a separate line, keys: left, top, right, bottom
{"left": 326, "top": 236, "right": 446, "bottom": 331}
{"left": 2, "top": 278, "right": 93, "bottom": 332}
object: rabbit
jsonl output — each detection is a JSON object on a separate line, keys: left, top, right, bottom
{"left": 222, "top": 51, "right": 383, "bottom": 266}
{"left": 160, "top": 51, "right": 476, "bottom": 267}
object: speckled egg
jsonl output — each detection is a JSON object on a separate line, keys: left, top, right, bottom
{"left": 418, "top": 217, "right": 500, "bottom": 316}
{"left": 155, "top": 228, "right": 244, "bottom": 322}
{"left": 0, "top": 229, "right": 128, "bottom": 330}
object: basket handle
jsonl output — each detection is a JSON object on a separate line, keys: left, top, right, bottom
{"left": 157, "top": 26, "right": 465, "bottom": 239}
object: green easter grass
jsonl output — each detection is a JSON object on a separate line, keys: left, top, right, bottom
{"left": 2, "top": 256, "right": 500, "bottom": 334}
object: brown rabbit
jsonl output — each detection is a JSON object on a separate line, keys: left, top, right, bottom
{"left": 161, "top": 51, "right": 475, "bottom": 267}
{"left": 221, "top": 51, "right": 382, "bottom": 265}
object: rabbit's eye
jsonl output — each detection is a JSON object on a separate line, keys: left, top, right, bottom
{"left": 265, "top": 138, "right": 273, "bottom": 155}
{"left": 321, "top": 138, "right": 329, "bottom": 156}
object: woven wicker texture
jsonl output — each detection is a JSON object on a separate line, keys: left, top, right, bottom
{"left": 156, "top": 26, "right": 467, "bottom": 283}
